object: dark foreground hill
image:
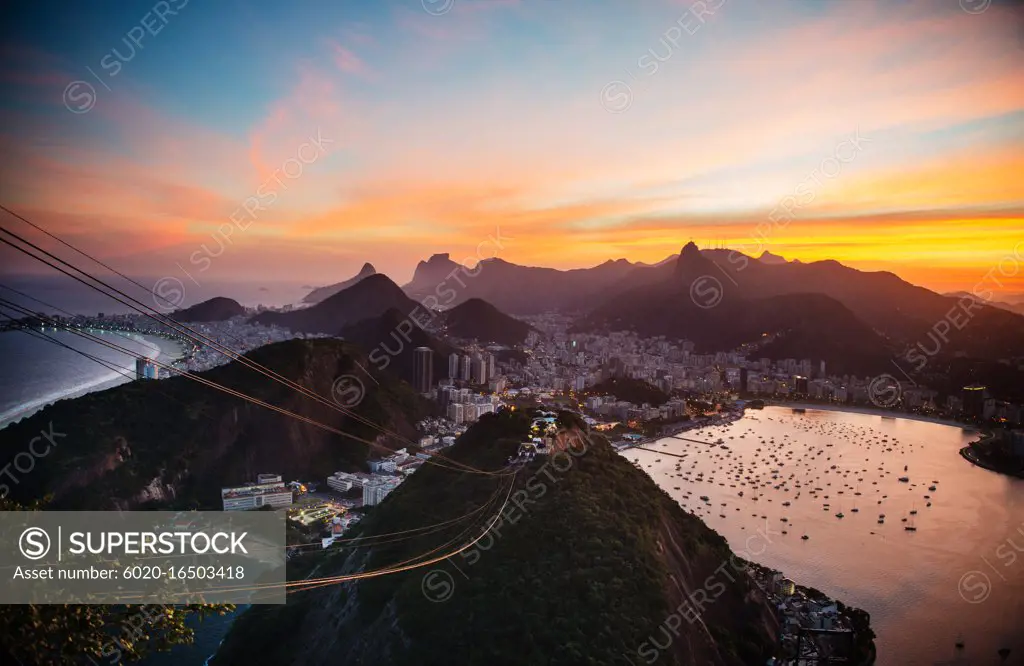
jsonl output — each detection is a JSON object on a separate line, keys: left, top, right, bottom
{"left": 0, "top": 339, "right": 427, "bottom": 509}
{"left": 213, "top": 410, "right": 784, "bottom": 666}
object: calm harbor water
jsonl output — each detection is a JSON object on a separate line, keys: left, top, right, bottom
{"left": 626, "top": 406, "right": 1024, "bottom": 665}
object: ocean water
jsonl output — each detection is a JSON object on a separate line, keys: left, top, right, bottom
{"left": 0, "top": 272, "right": 303, "bottom": 428}
{"left": 0, "top": 328, "right": 181, "bottom": 429}
{"left": 0, "top": 274, "right": 313, "bottom": 315}
{"left": 625, "top": 407, "right": 1024, "bottom": 665}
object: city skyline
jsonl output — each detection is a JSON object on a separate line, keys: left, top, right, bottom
{"left": 1, "top": 0, "right": 1022, "bottom": 298}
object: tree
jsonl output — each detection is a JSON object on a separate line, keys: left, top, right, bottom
{"left": 0, "top": 498, "right": 233, "bottom": 665}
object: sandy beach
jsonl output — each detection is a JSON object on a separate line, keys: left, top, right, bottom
{"left": 0, "top": 332, "right": 185, "bottom": 430}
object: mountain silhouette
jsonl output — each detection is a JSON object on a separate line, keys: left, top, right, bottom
{"left": 252, "top": 274, "right": 417, "bottom": 333}
{"left": 302, "top": 263, "right": 377, "bottom": 304}
{"left": 440, "top": 298, "right": 533, "bottom": 345}
{"left": 171, "top": 297, "right": 244, "bottom": 322}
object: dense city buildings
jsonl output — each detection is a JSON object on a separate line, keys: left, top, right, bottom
{"left": 475, "top": 314, "right": 1023, "bottom": 427}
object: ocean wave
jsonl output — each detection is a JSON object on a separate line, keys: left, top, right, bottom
{"left": 0, "top": 369, "right": 130, "bottom": 428}
{"left": 0, "top": 329, "right": 167, "bottom": 428}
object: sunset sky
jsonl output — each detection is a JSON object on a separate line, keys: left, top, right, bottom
{"left": 1, "top": 0, "right": 1022, "bottom": 298}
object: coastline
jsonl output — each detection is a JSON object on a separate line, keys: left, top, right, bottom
{"left": 0, "top": 331, "right": 185, "bottom": 431}
{"left": 762, "top": 400, "right": 975, "bottom": 430}
{"left": 743, "top": 560, "right": 877, "bottom": 665}
{"left": 617, "top": 413, "right": 879, "bottom": 664}
{"left": 616, "top": 400, "right": 975, "bottom": 453}
{"left": 959, "top": 443, "right": 1024, "bottom": 479}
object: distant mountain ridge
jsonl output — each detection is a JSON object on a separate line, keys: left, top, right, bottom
{"left": 397, "top": 247, "right": 1020, "bottom": 338}
{"left": 695, "top": 248, "right": 1024, "bottom": 360}
{"left": 576, "top": 245, "right": 893, "bottom": 374}
{"left": 757, "top": 250, "right": 788, "bottom": 265}
{"left": 262, "top": 244, "right": 1021, "bottom": 373}
{"left": 401, "top": 253, "right": 643, "bottom": 314}
{"left": 302, "top": 263, "right": 377, "bottom": 304}
{"left": 944, "top": 291, "right": 1024, "bottom": 316}
{"left": 252, "top": 274, "right": 418, "bottom": 334}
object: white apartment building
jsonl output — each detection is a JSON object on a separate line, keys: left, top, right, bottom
{"left": 327, "top": 471, "right": 371, "bottom": 493}
{"left": 362, "top": 477, "right": 402, "bottom": 506}
{"left": 221, "top": 481, "right": 293, "bottom": 511}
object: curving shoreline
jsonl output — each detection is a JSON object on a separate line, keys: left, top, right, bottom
{"left": 959, "top": 442, "right": 1024, "bottom": 479}
{"left": 0, "top": 331, "right": 185, "bottom": 430}
{"left": 763, "top": 400, "right": 975, "bottom": 429}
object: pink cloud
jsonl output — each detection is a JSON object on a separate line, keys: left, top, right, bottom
{"left": 246, "top": 63, "right": 352, "bottom": 186}
{"left": 328, "top": 41, "right": 372, "bottom": 78}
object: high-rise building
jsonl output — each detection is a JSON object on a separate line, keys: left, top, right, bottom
{"left": 486, "top": 352, "right": 496, "bottom": 378}
{"left": 136, "top": 357, "right": 157, "bottom": 380}
{"left": 413, "top": 347, "right": 433, "bottom": 393}
{"left": 362, "top": 477, "right": 402, "bottom": 507}
{"left": 461, "top": 355, "right": 472, "bottom": 381}
{"left": 448, "top": 353, "right": 460, "bottom": 380}
{"left": 472, "top": 354, "right": 487, "bottom": 385}
{"left": 963, "top": 385, "right": 987, "bottom": 419}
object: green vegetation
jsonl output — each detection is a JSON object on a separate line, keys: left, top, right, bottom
{"left": 555, "top": 409, "right": 587, "bottom": 431}
{"left": 0, "top": 498, "right": 233, "bottom": 665}
{"left": 0, "top": 339, "right": 428, "bottom": 510}
{"left": 216, "top": 408, "right": 777, "bottom": 665}
{"left": 587, "top": 377, "right": 670, "bottom": 407}
{"left": 642, "top": 414, "right": 691, "bottom": 437}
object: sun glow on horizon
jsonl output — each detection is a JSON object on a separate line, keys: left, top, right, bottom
{"left": 0, "top": 0, "right": 1022, "bottom": 297}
